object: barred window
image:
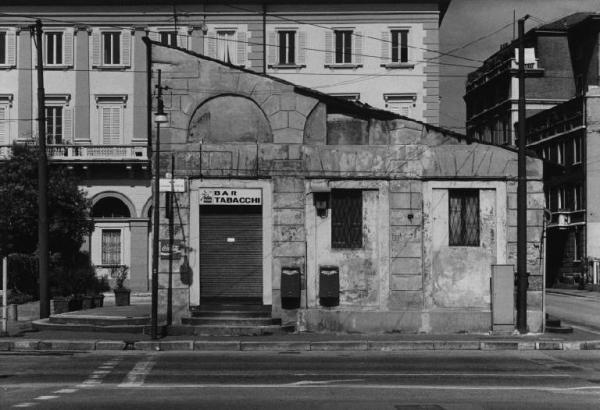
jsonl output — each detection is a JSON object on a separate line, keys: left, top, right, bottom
{"left": 101, "top": 229, "right": 121, "bottom": 265}
{"left": 449, "top": 189, "right": 480, "bottom": 246}
{"left": 331, "top": 189, "right": 362, "bottom": 249}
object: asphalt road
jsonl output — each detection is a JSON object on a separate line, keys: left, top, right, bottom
{"left": 546, "top": 291, "right": 600, "bottom": 332}
{"left": 1, "top": 350, "right": 600, "bottom": 409}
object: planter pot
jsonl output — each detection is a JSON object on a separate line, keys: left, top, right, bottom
{"left": 114, "top": 288, "right": 131, "bottom": 306}
{"left": 68, "top": 296, "right": 83, "bottom": 311}
{"left": 81, "top": 295, "right": 94, "bottom": 310}
{"left": 92, "top": 294, "right": 105, "bottom": 308}
{"left": 52, "top": 297, "right": 71, "bottom": 314}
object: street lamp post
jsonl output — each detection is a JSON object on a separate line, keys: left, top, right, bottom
{"left": 151, "top": 69, "right": 168, "bottom": 339}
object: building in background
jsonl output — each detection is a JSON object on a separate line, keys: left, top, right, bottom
{"left": 465, "top": 12, "right": 600, "bottom": 289}
{"left": 0, "top": 0, "right": 449, "bottom": 291}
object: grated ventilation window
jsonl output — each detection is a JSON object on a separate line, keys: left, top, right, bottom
{"left": 331, "top": 189, "right": 363, "bottom": 249}
{"left": 449, "top": 189, "right": 480, "bottom": 246}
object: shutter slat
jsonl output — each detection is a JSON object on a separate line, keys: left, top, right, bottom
{"left": 121, "top": 30, "right": 131, "bottom": 66}
{"left": 267, "top": 31, "right": 277, "bottom": 66}
{"left": 236, "top": 31, "right": 247, "bottom": 66}
{"left": 64, "top": 30, "right": 74, "bottom": 66}
{"left": 7, "top": 30, "right": 16, "bottom": 66}
{"left": 297, "top": 31, "right": 307, "bottom": 65}
{"left": 63, "top": 108, "right": 73, "bottom": 142}
{"left": 325, "top": 31, "right": 333, "bottom": 65}
{"left": 381, "top": 31, "right": 390, "bottom": 61}
{"left": 92, "top": 30, "right": 101, "bottom": 67}
{"left": 206, "top": 31, "right": 216, "bottom": 58}
{"left": 0, "top": 107, "right": 6, "bottom": 144}
{"left": 177, "top": 28, "right": 188, "bottom": 49}
{"left": 354, "top": 31, "right": 363, "bottom": 64}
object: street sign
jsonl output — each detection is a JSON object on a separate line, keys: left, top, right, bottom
{"left": 159, "top": 178, "right": 186, "bottom": 192}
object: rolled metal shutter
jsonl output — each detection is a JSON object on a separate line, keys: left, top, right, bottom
{"left": 199, "top": 205, "right": 263, "bottom": 299}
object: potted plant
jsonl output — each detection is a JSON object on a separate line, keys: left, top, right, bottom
{"left": 92, "top": 276, "right": 109, "bottom": 308}
{"left": 112, "top": 265, "right": 131, "bottom": 306}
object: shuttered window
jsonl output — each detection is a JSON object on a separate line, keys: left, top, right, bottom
{"left": 101, "top": 106, "right": 121, "bottom": 144}
{"left": 45, "top": 32, "right": 63, "bottom": 65}
{"left": 334, "top": 30, "right": 352, "bottom": 64}
{"left": 101, "top": 229, "right": 121, "bottom": 265}
{"left": 391, "top": 30, "right": 408, "bottom": 63}
{"left": 103, "top": 32, "right": 120, "bottom": 65}
{"left": 331, "top": 189, "right": 363, "bottom": 249}
{"left": 45, "top": 106, "right": 63, "bottom": 144}
{"left": 278, "top": 31, "right": 295, "bottom": 65}
{"left": 449, "top": 189, "right": 480, "bottom": 247}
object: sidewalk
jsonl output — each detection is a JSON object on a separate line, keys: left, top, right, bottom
{"left": 547, "top": 288, "right": 600, "bottom": 299}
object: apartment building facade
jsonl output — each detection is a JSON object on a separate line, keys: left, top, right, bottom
{"left": 466, "top": 12, "right": 600, "bottom": 288}
{"left": 0, "top": 0, "right": 449, "bottom": 291}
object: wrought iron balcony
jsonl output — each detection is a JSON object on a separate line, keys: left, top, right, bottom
{"left": 0, "top": 144, "right": 149, "bottom": 161}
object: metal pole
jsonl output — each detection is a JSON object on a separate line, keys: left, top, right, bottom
{"left": 150, "top": 69, "right": 162, "bottom": 339}
{"left": 516, "top": 15, "right": 529, "bottom": 333}
{"left": 35, "top": 20, "right": 50, "bottom": 319}
{"left": 2, "top": 257, "right": 7, "bottom": 336}
{"left": 166, "top": 154, "right": 174, "bottom": 326}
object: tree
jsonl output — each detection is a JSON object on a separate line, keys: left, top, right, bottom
{"left": 0, "top": 143, "right": 94, "bottom": 258}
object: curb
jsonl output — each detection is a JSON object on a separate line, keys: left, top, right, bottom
{"left": 2, "top": 338, "right": 600, "bottom": 352}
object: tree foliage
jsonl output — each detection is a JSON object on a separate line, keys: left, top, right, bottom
{"left": 0, "top": 144, "right": 94, "bottom": 258}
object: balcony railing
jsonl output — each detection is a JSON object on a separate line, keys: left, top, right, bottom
{"left": 0, "top": 144, "right": 148, "bottom": 161}
{"left": 467, "top": 58, "right": 541, "bottom": 91}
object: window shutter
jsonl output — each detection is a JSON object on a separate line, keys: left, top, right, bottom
{"left": 64, "top": 30, "right": 74, "bottom": 66}
{"left": 111, "top": 107, "right": 121, "bottom": 144}
{"left": 353, "top": 31, "right": 363, "bottom": 64}
{"left": 6, "top": 30, "right": 16, "bottom": 66}
{"left": 206, "top": 31, "right": 216, "bottom": 58}
{"left": 92, "top": 30, "right": 101, "bottom": 66}
{"left": 63, "top": 107, "right": 73, "bottom": 142}
{"left": 381, "top": 31, "right": 390, "bottom": 61}
{"left": 177, "top": 28, "right": 188, "bottom": 49}
{"left": 267, "top": 31, "right": 277, "bottom": 66}
{"left": 297, "top": 31, "right": 307, "bottom": 65}
{"left": 148, "top": 30, "right": 159, "bottom": 42}
{"left": 0, "top": 107, "right": 6, "bottom": 144}
{"left": 236, "top": 31, "right": 247, "bottom": 66}
{"left": 325, "top": 31, "right": 333, "bottom": 65}
{"left": 120, "top": 30, "right": 131, "bottom": 66}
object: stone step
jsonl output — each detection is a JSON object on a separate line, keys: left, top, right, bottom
{"left": 49, "top": 315, "right": 150, "bottom": 326}
{"left": 32, "top": 318, "right": 164, "bottom": 334}
{"left": 181, "top": 317, "right": 280, "bottom": 326}
{"left": 191, "top": 310, "right": 272, "bottom": 318}
{"left": 546, "top": 325, "right": 574, "bottom": 334}
{"left": 168, "top": 324, "right": 294, "bottom": 337}
{"left": 191, "top": 304, "right": 272, "bottom": 314}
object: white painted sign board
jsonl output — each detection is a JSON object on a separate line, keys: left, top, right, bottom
{"left": 159, "top": 178, "right": 186, "bottom": 192}
{"left": 200, "top": 188, "right": 262, "bottom": 205}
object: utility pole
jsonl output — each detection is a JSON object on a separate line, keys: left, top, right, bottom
{"left": 151, "top": 69, "right": 168, "bottom": 339}
{"left": 166, "top": 154, "right": 174, "bottom": 326}
{"left": 516, "top": 15, "right": 530, "bottom": 334}
{"left": 35, "top": 19, "right": 49, "bottom": 319}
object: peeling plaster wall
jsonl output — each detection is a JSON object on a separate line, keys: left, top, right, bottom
{"left": 150, "top": 42, "right": 545, "bottom": 333}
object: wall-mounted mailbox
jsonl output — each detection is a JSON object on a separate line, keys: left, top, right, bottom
{"left": 319, "top": 265, "right": 339, "bottom": 307}
{"left": 281, "top": 266, "right": 301, "bottom": 309}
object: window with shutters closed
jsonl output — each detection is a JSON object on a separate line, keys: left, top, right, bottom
{"left": 0, "top": 31, "right": 5, "bottom": 65}
{"left": 331, "top": 189, "right": 363, "bottom": 249}
{"left": 100, "top": 106, "right": 122, "bottom": 145}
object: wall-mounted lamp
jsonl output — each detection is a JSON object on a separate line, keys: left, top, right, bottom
{"left": 154, "top": 97, "right": 168, "bottom": 124}
{"left": 314, "top": 192, "right": 330, "bottom": 218}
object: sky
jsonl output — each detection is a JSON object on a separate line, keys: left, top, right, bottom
{"left": 439, "top": 0, "right": 600, "bottom": 133}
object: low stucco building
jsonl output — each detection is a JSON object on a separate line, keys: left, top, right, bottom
{"left": 150, "top": 39, "right": 546, "bottom": 334}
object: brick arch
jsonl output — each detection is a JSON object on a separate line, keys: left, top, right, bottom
{"left": 90, "top": 191, "right": 137, "bottom": 218}
{"left": 188, "top": 93, "right": 273, "bottom": 143}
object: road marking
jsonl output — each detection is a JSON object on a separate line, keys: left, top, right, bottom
{"left": 118, "top": 355, "right": 156, "bottom": 387}
{"left": 34, "top": 396, "right": 58, "bottom": 400}
{"left": 116, "top": 382, "right": 600, "bottom": 392}
{"left": 53, "top": 388, "right": 77, "bottom": 394}
{"left": 12, "top": 404, "right": 37, "bottom": 408}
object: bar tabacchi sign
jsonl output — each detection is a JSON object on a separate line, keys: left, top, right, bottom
{"left": 200, "top": 189, "right": 262, "bottom": 205}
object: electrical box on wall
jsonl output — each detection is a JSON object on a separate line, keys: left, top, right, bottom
{"left": 319, "top": 265, "right": 339, "bottom": 307}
